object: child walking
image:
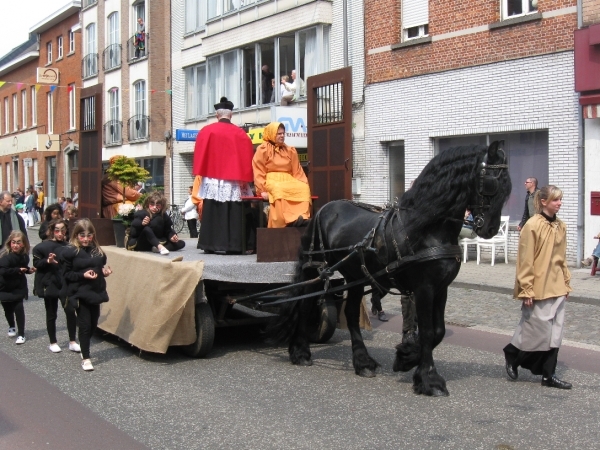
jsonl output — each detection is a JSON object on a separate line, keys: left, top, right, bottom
{"left": 61, "top": 219, "right": 112, "bottom": 371}
{"left": 0, "top": 231, "right": 34, "bottom": 344}
{"left": 33, "top": 219, "right": 80, "bottom": 353}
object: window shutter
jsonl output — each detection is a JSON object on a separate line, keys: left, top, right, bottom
{"left": 402, "top": 0, "right": 429, "bottom": 29}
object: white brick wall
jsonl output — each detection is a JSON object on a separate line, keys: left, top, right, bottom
{"left": 363, "top": 52, "right": 580, "bottom": 262}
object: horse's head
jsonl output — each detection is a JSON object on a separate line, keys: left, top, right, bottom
{"left": 469, "top": 140, "right": 512, "bottom": 239}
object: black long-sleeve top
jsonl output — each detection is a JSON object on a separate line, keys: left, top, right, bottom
{"left": 0, "top": 252, "right": 31, "bottom": 302}
{"left": 32, "top": 240, "right": 67, "bottom": 298}
{"left": 60, "top": 245, "right": 109, "bottom": 305}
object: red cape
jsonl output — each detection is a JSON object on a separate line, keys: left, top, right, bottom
{"left": 193, "top": 121, "right": 254, "bottom": 182}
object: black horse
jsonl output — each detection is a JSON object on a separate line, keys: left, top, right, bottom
{"left": 267, "top": 141, "right": 512, "bottom": 396}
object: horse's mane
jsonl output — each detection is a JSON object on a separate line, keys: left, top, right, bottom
{"left": 400, "top": 145, "right": 485, "bottom": 236}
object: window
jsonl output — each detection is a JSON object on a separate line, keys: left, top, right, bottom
{"left": 57, "top": 36, "right": 63, "bottom": 59}
{"left": 389, "top": 143, "right": 405, "bottom": 201}
{"left": 3, "top": 98, "right": 7, "bottom": 134}
{"left": 106, "top": 88, "right": 121, "bottom": 144}
{"left": 69, "top": 30, "right": 75, "bottom": 53}
{"left": 185, "top": 0, "right": 207, "bottom": 34}
{"left": 436, "top": 131, "right": 549, "bottom": 221}
{"left": 402, "top": 0, "right": 429, "bottom": 41}
{"left": 207, "top": 0, "right": 256, "bottom": 19}
{"left": 47, "top": 42, "right": 52, "bottom": 64}
{"left": 69, "top": 84, "right": 76, "bottom": 130}
{"left": 84, "top": 23, "right": 98, "bottom": 78}
{"left": 12, "top": 94, "right": 17, "bottom": 131}
{"left": 109, "top": 88, "right": 120, "bottom": 121}
{"left": 131, "top": 80, "right": 148, "bottom": 140}
{"left": 134, "top": 80, "right": 146, "bottom": 116}
{"left": 106, "top": 12, "right": 120, "bottom": 69}
{"left": 185, "top": 63, "right": 207, "bottom": 119}
{"left": 21, "top": 90, "right": 26, "bottom": 129}
{"left": 503, "top": 0, "right": 538, "bottom": 18}
{"left": 31, "top": 87, "right": 37, "bottom": 126}
{"left": 47, "top": 92, "right": 53, "bottom": 134}
{"left": 82, "top": 96, "right": 96, "bottom": 131}
{"left": 133, "top": 1, "right": 145, "bottom": 28}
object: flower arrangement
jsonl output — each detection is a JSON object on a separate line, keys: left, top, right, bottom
{"left": 114, "top": 203, "right": 136, "bottom": 227}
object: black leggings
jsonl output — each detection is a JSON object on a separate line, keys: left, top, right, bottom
{"left": 44, "top": 297, "right": 77, "bottom": 344}
{"left": 187, "top": 219, "right": 198, "bottom": 238}
{"left": 131, "top": 227, "right": 186, "bottom": 252}
{"left": 76, "top": 302, "right": 100, "bottom": 359}
{"left": 2, "top": 301, "right": 25, "bottom": 336}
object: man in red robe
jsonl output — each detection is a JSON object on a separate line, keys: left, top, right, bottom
{"left": 193, "top": 97, "right": 254, "bottom": 253}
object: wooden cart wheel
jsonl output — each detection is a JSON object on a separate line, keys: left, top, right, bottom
{"left": 308, "top": 299, "right": 337, "bottom": 344}
{"left": 182, "top": 302, "right": 215, "bottom": 358}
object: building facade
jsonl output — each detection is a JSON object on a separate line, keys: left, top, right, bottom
{"left": 0, "top": 1, "right": 82, "bottom": 206}
{"left": 170, "top": 0, "right": 364, "bottom": 207}
{"left": 364, "top": 0, "right": 580, "bottom": 262}
{"left": 81, "top": 0, "right": 171, "bottom": 197}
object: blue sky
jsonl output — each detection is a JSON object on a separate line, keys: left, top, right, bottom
{"left": 0, "top": 0, "right": 68, "bottom": 60}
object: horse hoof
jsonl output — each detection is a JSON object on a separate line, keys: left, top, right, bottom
{"left": 431, "top": 388, "right": 449, "bottom": 397}
{"left": 358, "top": 368, "right": 376, "bottom": 378}
{"left": 297, "top": 358, "right": 313, "bottom": 367}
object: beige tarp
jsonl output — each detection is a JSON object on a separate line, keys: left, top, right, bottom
{"left": 99, "top": 247, "right": 204, "bottom": 354}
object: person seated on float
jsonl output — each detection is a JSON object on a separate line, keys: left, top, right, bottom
{"left": 39, "top": 203, "right": 64, "bottom": 241}
{"left": 252, "top": 121, "right": 311, "bottom": 228}
{"left": 126, "top": 192, "right": 184, "bottom": 255}
{"left": 458, "top": 208, "right": 477, "bottom": 239}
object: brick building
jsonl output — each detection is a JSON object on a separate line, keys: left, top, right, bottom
{"left": 0, "top": 1, "right": 82, "bottom": 207}
{"left": 81, "top": 0, "right": 171, "bottom": 197}
{"left": 170, "top": 0, "right": 364, "bottom": 207}
{"left": 364, "top": 0, "right": 580, "bottom": 262}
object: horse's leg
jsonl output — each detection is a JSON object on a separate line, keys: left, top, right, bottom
{"left": 288, "top": 297, "right": 315, "bottom": 366}
{"left": 412, "top": 286, "right": 449, "bottom": 397}
{"left": 345, "top": 284, "right": 380, "bottom": 377}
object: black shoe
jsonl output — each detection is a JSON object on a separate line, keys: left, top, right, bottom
{"left": 541, "top": 375, "right": 572, "bottom": 389}
{"left": 505, "top": 361, "right": 518, "bottom": 381}
{"left": 371, "top": 306, "right": 378, "bottom": 316}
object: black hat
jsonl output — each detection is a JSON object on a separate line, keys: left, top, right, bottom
{"left": 214, "top": 96, "right": 234, "bottom": 111}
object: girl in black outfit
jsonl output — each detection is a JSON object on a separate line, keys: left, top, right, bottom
{"left": 127, "top": 191, "right": 185, "bottom": 255}
{"left": 61, "top": 219, "right": 112, "bottom": 371}
{"left": 33, "top": 219, "right": 80, "bottom": 354}
{"left": 38, "top": 204, "right": 64, "bottom": 241}
{"left": 0, "top": 231, "right": 34, "bottom": 344}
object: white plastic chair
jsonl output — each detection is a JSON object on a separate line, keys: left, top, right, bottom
{"left": 459, "top": 236, "right": 479, "bottom": 263}
{"left": 476, "top": 215, "right": 509, "bottom": 266}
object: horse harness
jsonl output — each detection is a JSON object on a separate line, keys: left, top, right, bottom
{"left": 469, "top": 149, "right": 509, "bottom": 231}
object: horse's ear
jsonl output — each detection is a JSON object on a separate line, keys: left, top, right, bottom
{"left": 487, "top": 140, "right": 505, "bottom": 161}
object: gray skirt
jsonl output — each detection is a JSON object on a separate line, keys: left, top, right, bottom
{"left": 510, "top": 296, "right": 566, "bottom": 352}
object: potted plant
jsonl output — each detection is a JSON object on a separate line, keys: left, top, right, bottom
{"left": 105, "top": 156, "right": 150, "bottom": 247}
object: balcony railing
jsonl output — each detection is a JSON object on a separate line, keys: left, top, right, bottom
{"left": 102, "top": 44, "right": 121, "bottom": 71}
{"left": 127, "top": 33, "right": 149, "bottom": 63}
{"left": 104, "top": 120, "right": 122, "bottom": 146}
{"left": 128, "top": 114, "right": 150, "bottom": 142}
{"left": 82, "top": 53, "right": 98, "bottom": 79}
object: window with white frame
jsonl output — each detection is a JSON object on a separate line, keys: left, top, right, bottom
{"left": 402, "top": 0, "right": 429, "bottom": 40}
{"left": 185, "top": 63, "right": 207, "bottom": 120}
{"left": 47, "top": 92, "right": 54, "bottom": 134}
{"left": 131, "top": 80, "right": 147, "bottom": 140}
{"left": 133, "top": 1, "right": 145, "bottom": 28}
{"left": 21, "top": 90, "right": 26, "bottom": 129}
{"left": 207, "top": 0, "right": 256, "bottom": 19}
{"left": 109, "top": 88, "right": 119, "bottom": 121}
{"left": 84, "top": 23, "right": 98, "bottom": 77}
{"left": 3, "top": 98, "right": 8, "bottom": 134}
{"left": 69, "top": 30, "right": 75, "bottom": 53}
{"left": 31, "top": 87, "right": 37, "bottom": 126}
{"left": 106, "top": 87, "right": 121, "bottom": 144}
{"left": 503, "top": 0, "right": 538, "bottom": 18}
{"left": 12, "top": 94, "right": 17, "bottom": 131}
{"left": 57, "top": 36, "right": 63, "bottom": 59}
{"left": 47, "top": 42, "right": 52, "bottom": 64}
{"left": 436, "top": 130, "right": 548, "bottom": 221}
{"left": 69, "top": 84, "right": 76, "bottom": 130}
{"left": 106, "top": 12, "right": 120, "bottom": 69}
{"left": 185, "top": 0, "right": 207, "bottom": 34}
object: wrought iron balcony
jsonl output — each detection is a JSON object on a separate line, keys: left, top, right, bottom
{"left": 128, "top": 114, "right": 150, "bottom": 142}
{"left": 102, "top": 44, "right": 121, "bottom": 71}
{"left": 127, "top": 33, "right": 149, "bottom": 64}
{"left": 82, "top": 53, "right": 98, "bottom": 79}
{"left": 104, "top": 120, "right": 122, "bottom": 146}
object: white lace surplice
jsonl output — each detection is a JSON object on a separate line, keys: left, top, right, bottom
{"left": 200, "top": 177, "right": 254, "bottom": 202}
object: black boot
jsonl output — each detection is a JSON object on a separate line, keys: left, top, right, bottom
{"left": 505, "top": 358, "right": 518, "bottom": 381}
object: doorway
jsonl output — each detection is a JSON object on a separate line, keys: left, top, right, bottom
{"left": 388, "top": 142, "right": 405, "bottom": 203}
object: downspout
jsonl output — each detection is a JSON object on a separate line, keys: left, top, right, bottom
{"left": 576, "top": 0, "right": 584, "bottom": 267}
{"left": 169, "top": 1, "right": 174, "bottom": 206}
{"left": 343, "top": 0, "right": 348, "bottom": 67}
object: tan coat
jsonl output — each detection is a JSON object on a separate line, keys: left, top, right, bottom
{"left": 514, "top": 214, "right": 572, "bottom": 301}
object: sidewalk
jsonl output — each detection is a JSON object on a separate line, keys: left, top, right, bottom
{"left": 453, "top": 257, "right": 600, "bottom": 305}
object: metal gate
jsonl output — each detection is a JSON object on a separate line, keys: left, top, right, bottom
{"left": 307, "top": 67, "right": 353, "bottom": 211}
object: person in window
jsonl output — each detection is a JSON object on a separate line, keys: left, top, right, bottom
{"left": 280, "top": 75, "right": 293, "bottom": 106}
{"left": 261, "top": 65, "right": 274, "bottom": 104}
{"left": 134, "top": 17, "right": 145, "bottom": 58}
{"left": 504, "top": 185, "right": 572, "bottom": 389}
{"left": 127, "top": 191, "right": 185, "bottom": 255}
{"left": 517, "top": 177, "right": 539, "bottom": 231}
{"left": 252, "top": 122, "right": 311, "bottom": 228}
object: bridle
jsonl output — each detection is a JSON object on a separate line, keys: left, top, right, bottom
{"left": 469, "top": 149, "right": 508, "bottom": 231}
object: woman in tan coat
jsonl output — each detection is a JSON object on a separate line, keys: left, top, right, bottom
{"left": 503, "top": 185, "right": 572, "bottom": 389}
{"left": 252, "top": 122, "right": 311, "bottom": 228}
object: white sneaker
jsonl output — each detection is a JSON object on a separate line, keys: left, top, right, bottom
{"left": 81, "top": 359, "right": 94, "bottom": 371}
{"left": 7, "top": 327, "right": 16, "bottom": 337}
{"left": 69, "top": 342, "right": 81, "bottom": 353}
{"left": 49, "top": 343, "right": 62, "bottom": 353}
{"left": 15, "top": 336, "right": 25, "bottom": 344}
{"left": 159, "top": 247, "right": 170, "bottom": 255}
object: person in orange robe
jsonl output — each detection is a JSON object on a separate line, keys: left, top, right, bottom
{"left": 252, "top": 122, "right": 311, "bottom": 228}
